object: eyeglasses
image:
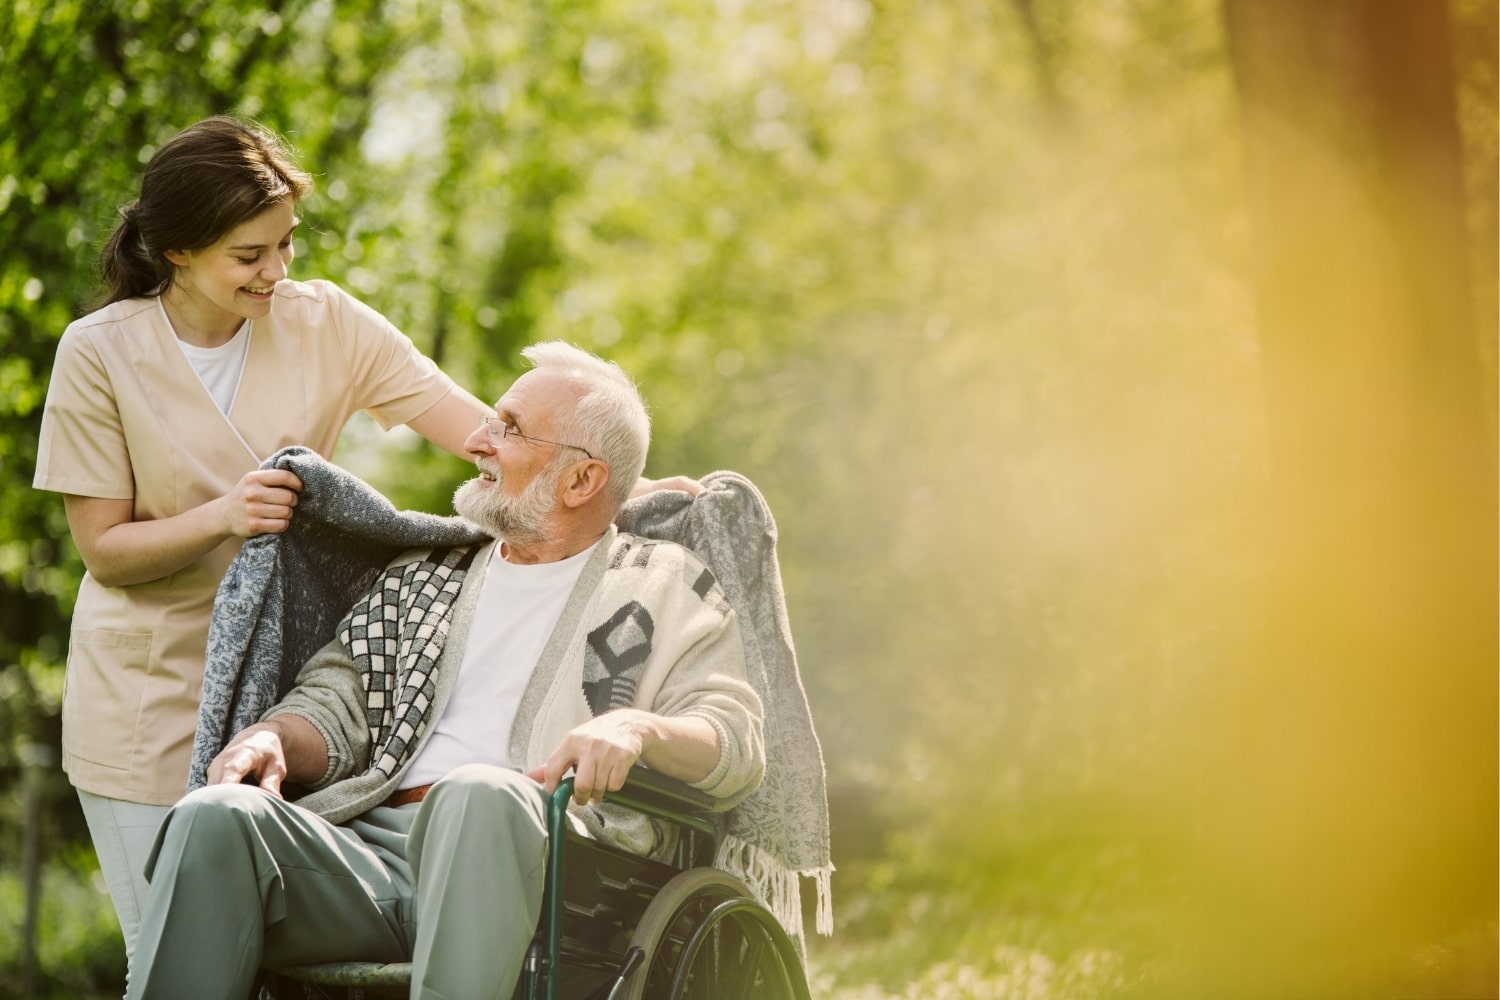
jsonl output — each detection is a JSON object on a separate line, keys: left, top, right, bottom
{"left": 482, "top": 416, "right": 597, "bottom": 460}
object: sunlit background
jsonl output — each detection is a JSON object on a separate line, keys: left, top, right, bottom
{"left": 1, "top": 1, "right": 1495, "bottom": 996}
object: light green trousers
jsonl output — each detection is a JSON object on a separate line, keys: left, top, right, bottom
{"left": 126, "top": 763, "right": 552, "bottom": 1000}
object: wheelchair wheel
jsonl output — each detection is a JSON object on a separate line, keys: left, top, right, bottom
{"left": 615, "top": 867, "right": 810, "bottom": 1000}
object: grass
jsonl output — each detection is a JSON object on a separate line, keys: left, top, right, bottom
{"left": 803, "top": 791, "right": 1499, "bottom": 1000}
{"left": 1, "top": 796, "right": 1166, "bottom": 999}
{"left": 0, "top": 842, "right": 126, "bottom": 999}
{"left": 4, "top": 791, "right": 1492, "bottom": 999}
{"left": 803, "top": 795, "right": 1176, "bottom": 999}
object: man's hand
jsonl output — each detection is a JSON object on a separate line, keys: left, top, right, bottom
{"left": 206, "top": 723, "right": 290, "bottom": 796}
{"left": 526, "top": 710, "right": 721, "bottom": 807}
{"left": 527, "top": 711, "right": 651, "bottom": 806}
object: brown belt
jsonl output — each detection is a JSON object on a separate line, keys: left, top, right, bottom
{"left": 386, "top": 784, "right": 434, "bottom": 808}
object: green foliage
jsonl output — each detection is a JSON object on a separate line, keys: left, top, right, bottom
{"left": 0, "top": 844, "right": 124, "bottom": 998}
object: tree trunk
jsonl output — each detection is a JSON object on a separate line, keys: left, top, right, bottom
{"left": 1187, "top": 2, "right": 1498, "bottom": 995}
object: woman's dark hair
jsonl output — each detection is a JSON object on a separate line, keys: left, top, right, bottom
{"left": 96, "top": 116, "right": 313, "bottom": 308}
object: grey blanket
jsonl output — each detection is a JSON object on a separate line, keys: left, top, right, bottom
{"left": 619, "top": 472, "right": 833, "bottom": 938}
{"left": 191, "top": 449, "right": 832, "bottom": 941}
{"left": 188, "top": 446, "right": 490, "bottom": 787}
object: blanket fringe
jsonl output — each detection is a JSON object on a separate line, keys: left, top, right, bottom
{"left": 713, "top": 834, "right": 834, "bottom": 955}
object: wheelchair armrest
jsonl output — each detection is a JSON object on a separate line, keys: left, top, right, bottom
{"left": 608, "top": 766, "right": 719, "bottom": 815}
{"left": 550, "top": 768, "right": 720, "bottom": 853}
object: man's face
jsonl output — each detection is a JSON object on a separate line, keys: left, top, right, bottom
{"left": 453, "top": 369, "right": 581, "bottom": 542}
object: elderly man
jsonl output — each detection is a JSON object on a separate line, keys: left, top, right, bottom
{"left": 126, "top": 342, "right": 766, "bottom": 1000}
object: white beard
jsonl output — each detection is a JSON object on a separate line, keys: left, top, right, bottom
{"left": 453, "top": 466, "right": 557, "bottom": 544}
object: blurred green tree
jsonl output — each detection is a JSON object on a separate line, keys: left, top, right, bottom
{"left": 0, "top": 1, "right": 404, "bottom": 990}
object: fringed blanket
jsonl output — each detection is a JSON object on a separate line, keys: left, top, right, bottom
{"left": 619, "top": 472, "right": 834, "bottom": 942}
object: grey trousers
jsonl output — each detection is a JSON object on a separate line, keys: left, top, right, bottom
{"left": 126, "top": 763, "right": 553, "bottom": 1000}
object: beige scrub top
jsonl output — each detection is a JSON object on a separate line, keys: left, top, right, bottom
{"left": 33, "top": 279, "right": 459, "bottom": 805}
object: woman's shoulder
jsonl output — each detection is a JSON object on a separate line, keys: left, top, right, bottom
{"left": 269, "top": 279, "right": 386, "bottom": 335}
{"left": 51, "top": 299, "right": 160, "bottom": 370}
{"left": 64, "top": 296, "right": 158, "bottom": 338}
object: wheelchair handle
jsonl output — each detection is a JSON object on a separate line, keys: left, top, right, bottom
{"left": 543, "top": 769, "right": 722, "bottom": 1000}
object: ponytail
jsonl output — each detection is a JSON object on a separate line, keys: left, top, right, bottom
{"left": 96, "top": 201, "right": 172, "bottom": 308}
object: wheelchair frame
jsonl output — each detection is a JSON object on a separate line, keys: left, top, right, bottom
{"left": 267, "top": 768, "right": 810, "bottom": 1000}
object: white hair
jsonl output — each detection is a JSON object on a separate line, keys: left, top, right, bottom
{"left": 520, "top": 341, "right": 650, "bottom": 509}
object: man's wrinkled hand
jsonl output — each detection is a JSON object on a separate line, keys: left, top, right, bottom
{"left": 526, "top": 712, "right": 649, "bottom": 806}
{"left": 206, "top": 724, "right": 289, "bottom": 797}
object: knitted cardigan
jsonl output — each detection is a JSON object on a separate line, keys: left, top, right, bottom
{"left": 263, "top": 531, "right": 762, "bottom": 861}
{"left": 618, "top": 472, "right": 833, "bottom": 940}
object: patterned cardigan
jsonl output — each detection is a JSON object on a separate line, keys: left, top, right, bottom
{"left": 266, "top": 532, "right": 765, "bottom": 859}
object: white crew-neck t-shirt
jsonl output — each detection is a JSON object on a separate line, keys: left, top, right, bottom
{"left": 398, "top": 540, "right": 599, "bottom": 789}
{"left": 171, "top": 311, "right": 252, "bottom": 415}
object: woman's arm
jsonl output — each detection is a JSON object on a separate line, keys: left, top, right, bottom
{"left": 64, "top": 467, "right": 303, "bottom": 587}
{"left": 407, "top": 384, "right": 705, "bottom": 500}
{"left": 633, "top": 475, "right": 704, "bottom": 498}
{"left": 404, "top": 380, "right": 705, "bottom": 498}
{"left": 404, "top": 387, "right": 492, "bottom": 459}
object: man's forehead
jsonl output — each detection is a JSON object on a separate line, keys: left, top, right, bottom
{"left": 493, "top": 369, "right": 580, "bottom": 421}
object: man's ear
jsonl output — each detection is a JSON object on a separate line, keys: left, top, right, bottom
{"left": 560, "top": 460, "right": 611, "bottom": 509}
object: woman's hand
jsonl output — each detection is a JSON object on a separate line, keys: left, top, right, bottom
{"left": 632, "top": 475, "right": 704, "bottom": 499}
{"left": 64, "top": 467, "right": 303, "bottom": 587}
{"left": 220, "top": 468, "right": 303, "bottom": 538}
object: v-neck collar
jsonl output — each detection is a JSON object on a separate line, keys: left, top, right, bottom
{"left": 151, "top": 298, "right": 262, "bottom": 464}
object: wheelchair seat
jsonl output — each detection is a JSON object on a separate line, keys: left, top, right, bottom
{"left": 264, "top": 767, "right": 810, "bottom": 1000}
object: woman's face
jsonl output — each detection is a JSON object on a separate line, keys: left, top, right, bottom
{"left": 164, "top": 200, "right": 299, "bottom": 339}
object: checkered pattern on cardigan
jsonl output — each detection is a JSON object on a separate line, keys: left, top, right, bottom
{"left": 339, "top": 545, "right": 480, "bottom": 780}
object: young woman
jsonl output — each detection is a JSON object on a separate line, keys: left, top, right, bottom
{"left": 31, "top": 116, "right": 492, "bottom": 959}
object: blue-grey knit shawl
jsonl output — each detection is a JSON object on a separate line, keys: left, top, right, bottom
{"left": 188, "top": 446, "right": 490, "bottom": 789}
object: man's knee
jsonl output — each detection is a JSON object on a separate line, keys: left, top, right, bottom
{"left": 418, "top": 765, "right": 549, "bottom": 841}
{"left": 170, "top": 783, "right": 276, "bottom": 828}
{"left": 147, "top": 783, "right": 275, "bottom": 881}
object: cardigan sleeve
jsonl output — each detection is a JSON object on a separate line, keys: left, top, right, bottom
{"left": 261, "top": 638, "right": 372, "bottom": 789}
{"left": 642, "top": 557, "right": 766, "bottom": 810}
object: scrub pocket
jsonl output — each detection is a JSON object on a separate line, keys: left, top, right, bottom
{"left": 63, "top": 627, "right": 155, "bottom": 767}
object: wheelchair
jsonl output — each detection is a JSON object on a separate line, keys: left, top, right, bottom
{"left": 263, "top": 767, "right": 813, "bottom": 999}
